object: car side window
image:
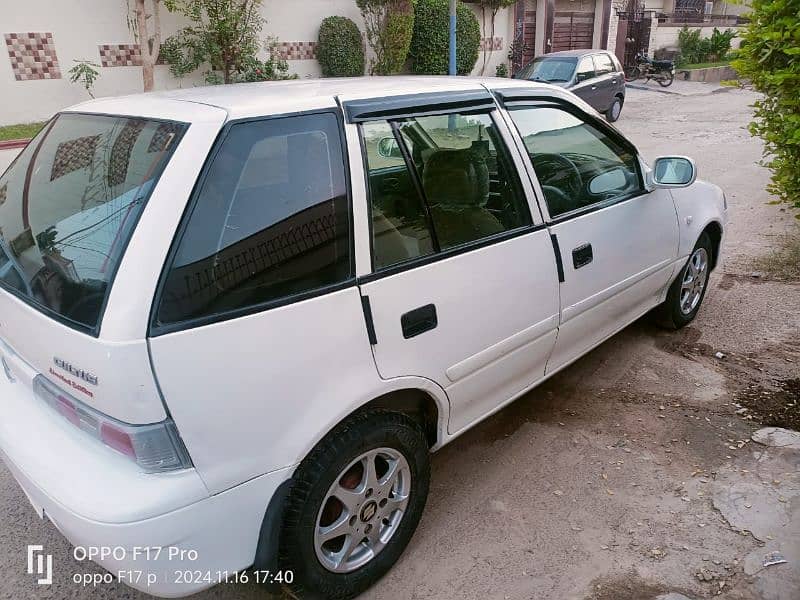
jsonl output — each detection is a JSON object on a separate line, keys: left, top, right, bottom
{"left": 156, "top": 112, "right": 351, "bottom": 325}
{"left": 575, "top": 56, "right": 595, "bottom": 82}
{"left": 362, "top": 111, "right": 532, "bottom": 268}
{"left": 593, "top": 53, "right": 615, "bottom": 76}
{"left": 506, "top": 105, "right": 642, "bottom": 219}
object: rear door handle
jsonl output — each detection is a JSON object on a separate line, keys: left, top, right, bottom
{"left": 572, "top": 243, "right": 593, "bottom": 269}
{"left": 591, "top": 85, "right": 597, "bottom": 90}
{"left": 401, "top": 304, "right": 437, "bottom": 339}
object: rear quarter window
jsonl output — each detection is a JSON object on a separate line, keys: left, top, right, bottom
{"left": 0, "top": 113, "right": 185, "bottom": 332}
{"left": 155, "top": 112, "right": 352, "bottom": 328}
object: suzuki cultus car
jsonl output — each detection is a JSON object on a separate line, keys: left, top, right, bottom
{"left": 0, "top": 77, "right": 726, "bottom": 599}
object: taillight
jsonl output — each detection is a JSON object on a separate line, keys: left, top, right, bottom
{"left": 33, "top": 375, "right": 191, "bottom": 473}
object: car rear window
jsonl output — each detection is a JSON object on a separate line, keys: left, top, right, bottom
{"left": 0, "top": 113, "right": 186, "bottom": 332}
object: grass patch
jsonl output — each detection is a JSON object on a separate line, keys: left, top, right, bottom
{"left": 751, "top": 231, "right": 800, "bottom": 281}
{"left": 679, "top": 60, "right": 731, "bottom": 70}
{"left": 0, "top": 121, "right": 46, "bottom": 141}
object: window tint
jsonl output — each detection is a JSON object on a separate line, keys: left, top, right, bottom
{"left": 593, "top": 53, "right": 615, "bottom": 75}
{"left": 507, "top": 106, "right": 641, "bottom": 218}
{"left": 0, "top": 113, "right": 185, "bottom": 331}
{"left": 157, "top": 113, "right": 351, "bottom": 325}
{"left": 575, "top": 56, "right": 595, "bottom": 82}
{"left": 362, "top": 121, "right": 434, "bottom": 269}
{"left": 362, "top": 111, "right": 531, "bottom": 268}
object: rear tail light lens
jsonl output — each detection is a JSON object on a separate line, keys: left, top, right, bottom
{"left": 33, "top": 375, "right": 191, "bottom": 473}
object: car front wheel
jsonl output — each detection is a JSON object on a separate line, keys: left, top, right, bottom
{"left": 657, "top": 232, "right": 712, "bottom": 329}
{"left": 279, "top": 410, "right": 430, "bottom": 599}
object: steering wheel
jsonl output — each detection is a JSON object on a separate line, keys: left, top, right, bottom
{"left": 531, "top": 153, "right": 583, "bottom": 199}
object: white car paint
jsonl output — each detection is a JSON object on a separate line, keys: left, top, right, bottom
{"left": 0, "top": 77, "right": 727, "bottom": 597}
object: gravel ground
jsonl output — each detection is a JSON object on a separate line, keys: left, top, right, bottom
{"left": 0, "top": 84, "right": 798, "bottom": 600}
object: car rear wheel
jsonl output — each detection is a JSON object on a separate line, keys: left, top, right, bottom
{"left": 656, "top": 232, "right": 712, "bottom": 329}
{"left": 279, "top": 410, "right": 430, "bottom": 599}
{"left": 606, "top": 96, "right": 623, "bottom": 122}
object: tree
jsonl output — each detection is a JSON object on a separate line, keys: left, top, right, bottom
{"left": 476, "top": 0, "right": 515, "bottom": 75}
{"left": 732, "top": 0, "right": 800, "bottom": 210}
{"left": 132, "top": 0, "right": 163, "bottom": 92}
{"left": 410, "top": 0, "right": 480, "bottom": 75}
{"left": 162, "top": 0, "right": 265, "bottom": 84}
{"left": 357, "top": 0, "right": 415, "bottom": 75}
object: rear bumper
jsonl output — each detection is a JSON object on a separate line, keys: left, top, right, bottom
{"left": 0, "top": 360, "right": 292, "bottom": 597}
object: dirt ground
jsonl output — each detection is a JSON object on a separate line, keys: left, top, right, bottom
{"left": 0, "top": 84, "right": 798, "bottom": 600}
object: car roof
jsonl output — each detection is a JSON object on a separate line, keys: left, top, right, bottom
{"left": 65, "top": 76, "right": 562, "bottom": 122}
{"left": 539, "top": 49, "right": 609, "bottom": 58}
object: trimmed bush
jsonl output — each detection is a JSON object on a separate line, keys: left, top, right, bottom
{"left": 357, "top": 0, "right": 415, "bottom": 75}
{"left": 317, "top": 16, "right": 365, "bottom": 77}
{"left": 733, "top": 0, "right": 800, "bottom": 210}
{"left": 410, "top": 0, "right": 481, "bottom": 75}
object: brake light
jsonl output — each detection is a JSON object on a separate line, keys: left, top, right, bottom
{"left": 33, "top": 375, "right": 191, "bottom": 473}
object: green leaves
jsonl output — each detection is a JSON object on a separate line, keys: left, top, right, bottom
{"left": 318, "top": 16, "right": 365, "bottom": 77}
{"left": 68, "top": 60, "right": 101, "bottom": 98}
{"left": 735, "top": 0, "right": 800, "bottom": 209}
{"left": 358, "top": 0, "right": 415, "bottom": 75}
{"left": 409, "top": 0, "right": 480, "bottom": 75}
{"left": 162, "top": 0, "right": 269, "bottom": 84}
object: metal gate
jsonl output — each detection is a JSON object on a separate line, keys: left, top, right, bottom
{"left": 511, "top": 0, "right": 537, "bottom": 73}
{"left": 551, "top": 11, "right": 594, "bottom": 52}
{"left": 616, "top": 0, "right": 652, "bottom": 70}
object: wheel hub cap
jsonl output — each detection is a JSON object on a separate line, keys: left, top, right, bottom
{"left": 360, "top": 500, "right": 378, "bottom": 522}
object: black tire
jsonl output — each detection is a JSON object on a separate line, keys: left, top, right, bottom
{"left": 279, "top": 410, "right": 430, "bottom": 600}
{"left": 625, "top": 66, "right": 641, "bottom": 81}
{"left": 657, "top": 70, "right": 674, "bottom": 87}
{"left": 656, "top": 232, "right": 712, "bottom": 329}
{"left": 605, "top": 96, "right": 623, "bottom": 122}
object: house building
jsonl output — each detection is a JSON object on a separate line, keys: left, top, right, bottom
{"left": 0, "top": 0, "right": 747, "bottom": 127}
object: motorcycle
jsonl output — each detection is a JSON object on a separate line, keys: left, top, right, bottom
{"left": 625, "top": 53, "right": 675, "bottom": 87}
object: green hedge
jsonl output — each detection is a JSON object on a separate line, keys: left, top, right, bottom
{"left": 732, "top": 0, "right": 800, "bottom": 209}
{"left": 410, "top": 0, "right": 480, "bottom": 75}
{"left": 317, "top": 16, "right": 365, "bottom": 77}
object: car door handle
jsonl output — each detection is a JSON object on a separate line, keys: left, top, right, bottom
{"left": 572, "top": 243, "right": 593, "bottom": 269}
{"left": 611, "top": 79, "right": 617, "bottom": 83}
{"left": 401, "top": 304, "right": 438, "bottom": 339}
{"left": 591, "top": 85, "right": 597, "bottom": 90}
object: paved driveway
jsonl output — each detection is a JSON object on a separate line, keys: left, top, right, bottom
{"left": 0, "top": 85, "right": 798, "bottom": 600}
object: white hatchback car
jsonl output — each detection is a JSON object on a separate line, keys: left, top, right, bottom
{"left": 0, "top": 77, "right": 726, "bottom": 599}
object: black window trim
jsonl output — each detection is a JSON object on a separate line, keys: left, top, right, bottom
{"left": 356, "top": 106, "right": 539, "bottom": 283}
{"left": 0, "top": 111, "right": 189, "bottom": 338}
{"left": 148, "top": 107, "right": 356, "bottom": 337}
{"left": 344, "top": 90, "right": 496, "bottom": 124}
{"left": 494, "top": 93, "right": 648, "bottom": 224}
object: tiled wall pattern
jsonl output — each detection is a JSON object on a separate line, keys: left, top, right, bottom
{"left": 50, "top": 135, "right": 100, "bottom": 181}
{"left": 108, "top": 121, "right": 146, "bottom": 186}
{"left": 99, "top": 43, "right": 142, "bottom": 67}
{"left": 276, "top": 41, "right": 317, "bottom": 60}
{"left": 4, "top": 32, "right": 61, "bottom": 81}
{"left": 480, "top": 37, "right": 504, "bottom": 51}
{"left": 148, "top": 122, "right": 182, "bottom": 153}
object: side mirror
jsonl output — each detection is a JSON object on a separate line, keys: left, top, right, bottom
{"left": 377, "top": 136, "right": 402, "bottom": 159}
{"left": 651, "top": 156, "right": 697, "bottom": 188}
{"left": 576, "top": 71, "right": 593, "bottom": 83}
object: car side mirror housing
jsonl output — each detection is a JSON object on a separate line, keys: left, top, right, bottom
{"left": 650, "top": 156, "right": 697, "bottom": 188}
{"left": 377, "top": 136, "right": 402, "bottom": 159}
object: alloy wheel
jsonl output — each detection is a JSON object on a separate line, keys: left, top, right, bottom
{"left": 679, "top": 247, "right": 709, "bottom": 315}
{"left": 314, "top": 447, "right": 411, "bottom": 573}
